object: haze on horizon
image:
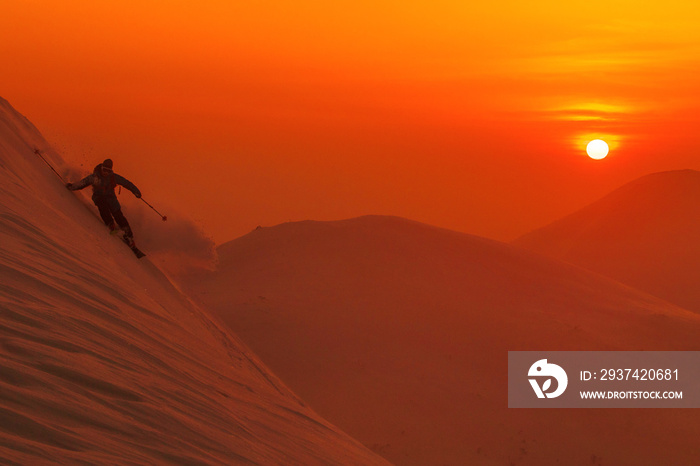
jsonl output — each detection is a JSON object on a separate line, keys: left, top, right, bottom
{"left": 3, "top": 0, "right": 700, "bottom": 243}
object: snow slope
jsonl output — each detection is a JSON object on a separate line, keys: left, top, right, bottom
{"left": 184, "top": 215, "right": 700, "bottom": 465}
{"left": 514, "top": 170, "right": 700, "bottom": 313}
{"left": 0, "top": 97, "right": 385, "bottom": 464}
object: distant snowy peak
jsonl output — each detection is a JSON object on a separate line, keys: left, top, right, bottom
{"left": 514, "top": 169, "right": 700, "bottom": 312}
{"left": 585, "top": 169, "right": 700, "bottom": 217}
{"left": 187, "top": 212, "right": 700, "bottom": 465}
{"left": 515, "top": 168, "right": 700, "bottom": 252}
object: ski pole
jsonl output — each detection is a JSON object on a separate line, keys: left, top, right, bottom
{"left": 140, "top": 198, "right": 168, "bottom": 221}
{"left": 34, "top": 149, "right": 66, "bottom": 183}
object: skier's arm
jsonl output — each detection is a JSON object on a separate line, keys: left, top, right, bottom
{"left": 115, "top": 174, "right": 142, "bottom": 198}
{"left": 67, "top": 175, "right": 94, "bottom": 191}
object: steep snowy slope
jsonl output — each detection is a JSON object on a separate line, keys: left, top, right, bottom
{"left": 514, "top": 170, "right": 700, "bottom": 313}
{"left": 185, "top": 215, "right": 700, "bottom": 465}
{"left": 0, "top": 97, "right": 385, "bottom": 464}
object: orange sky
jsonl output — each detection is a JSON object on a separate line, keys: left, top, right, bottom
{"left": 3, "top": 0, "right": 700, "bottom": 243}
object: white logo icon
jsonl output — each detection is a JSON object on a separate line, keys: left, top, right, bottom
{"left": 528, "top": 359, "right": 568, "bottom": 398}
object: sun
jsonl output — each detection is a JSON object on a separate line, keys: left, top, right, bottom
{"left": 586, "top": 139, "right": 609, "bottom": 160}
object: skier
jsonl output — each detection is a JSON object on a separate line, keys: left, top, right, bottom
{"left": 66, "top": 158, "right": 142, "bottom": 248}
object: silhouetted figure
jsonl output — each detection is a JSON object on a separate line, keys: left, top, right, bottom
{"left": 66, "top": 158, "right": 141, "bottom": 247}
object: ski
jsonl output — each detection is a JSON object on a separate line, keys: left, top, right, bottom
{"left": 132, "top": 247, "right": 146, "bottom": 259}
{"left": 121, "top": 236, "right": 146, "bottom": 259}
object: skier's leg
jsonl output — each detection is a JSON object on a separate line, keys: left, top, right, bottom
{"left": 113, "top": 209, "right": 133, "bottom": 238}
{"left": 94, "top": 198, "right": 116, "bottom": 228}
{"left": 106, "top": 196, "right": 133, "bottom": 237}
{"left": 115, "top": 211, "right": 136, "bottom": 248}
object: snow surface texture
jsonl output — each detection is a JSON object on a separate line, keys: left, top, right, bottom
{"left": 0, "top": 97, "right": 386, "bottom": 465}
{"left": 514, "top": 170, "right": 700, "bottom": 313}
{"left": 185, "top": 216, "right": 700, "bottom": 465}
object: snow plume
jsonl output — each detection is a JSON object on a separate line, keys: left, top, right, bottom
{"left": 126, "top": 197, "right": 218, "bottom": 276}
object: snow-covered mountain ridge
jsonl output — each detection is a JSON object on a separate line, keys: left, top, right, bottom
{"left": 0, "top": 96, "right": 384, "bottom": 464}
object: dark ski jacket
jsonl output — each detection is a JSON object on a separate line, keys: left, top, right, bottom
{"left": 69, "top": 164, "right": 141, "bottom": 210}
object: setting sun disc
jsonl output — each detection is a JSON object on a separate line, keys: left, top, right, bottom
{"left": 586, "top": 139, "right": 609, "bottom": 160}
